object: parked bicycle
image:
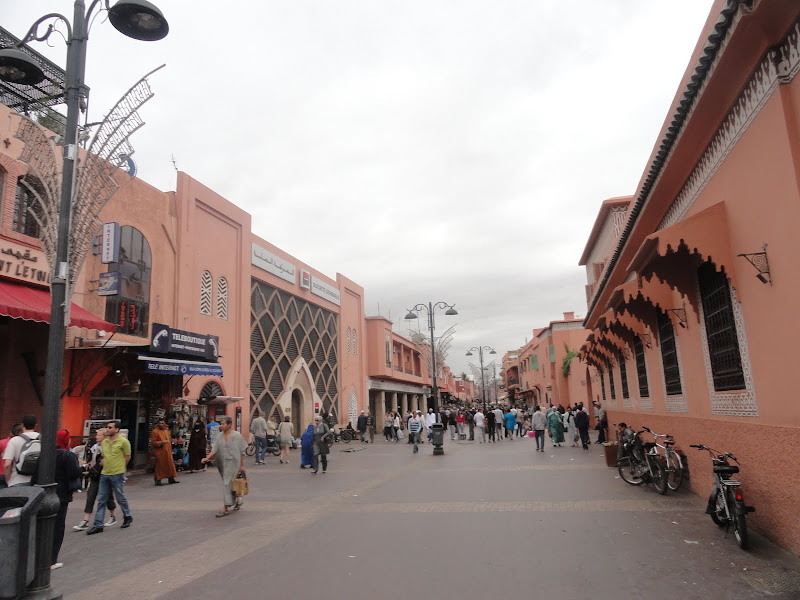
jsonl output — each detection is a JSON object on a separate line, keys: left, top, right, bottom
{"left": 329, "top": 427, "right": 354, "bottom": 443}
{"left": 617, "top": 426, "right": 668, "bottom": 494}
{"left": 689, "top": 444, "right": 755, "bottom": 550}
{"left": 642, "top": 426, "right": 684, "bottom": 491}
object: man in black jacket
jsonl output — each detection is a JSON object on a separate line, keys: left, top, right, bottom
{"left": 357, "top": 411, "right": 368, "bottom": 443}
{"left": 574, "top": 407, "right": 590, "bottom": 450}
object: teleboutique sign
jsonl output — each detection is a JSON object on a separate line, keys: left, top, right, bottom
{"left": 149, "top": 322, "right": 219, "bottom": 360}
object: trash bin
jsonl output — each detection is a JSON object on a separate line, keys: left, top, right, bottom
{"left": 0, "top": 486, "right": 44, "bottom": 599}
{"left": 431, "top": 423, "right": 445, "bottom": 455}
{"left": 603, "top": 442, "right": 619, "bottom": 468}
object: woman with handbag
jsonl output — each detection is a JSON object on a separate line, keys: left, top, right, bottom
{"left": 202, "top": 416, "right": 247, "bottom": 517}
{"left": 311, "top": 415, "right": 331, "bottom": 474}
{"left": 73, "top": 429, "right": 117, "bottom": 531}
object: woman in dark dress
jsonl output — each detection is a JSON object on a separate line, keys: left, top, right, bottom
{"left": 188, "top": 419, "right": 207, "bottom": 472}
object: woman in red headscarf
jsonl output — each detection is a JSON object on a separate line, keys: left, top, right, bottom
{"left": 52, "top": 430, "right": 82, "bottom": 570}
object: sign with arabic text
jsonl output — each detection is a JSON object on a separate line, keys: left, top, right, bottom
{"left": 0, "top": 241, "right": 50, "bottom": 287}
{"left": 251, "top": 243, "right": 296, "bottom": 284}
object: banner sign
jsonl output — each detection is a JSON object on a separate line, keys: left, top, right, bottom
{"left": 251, "top": 243, "right": 296, "bottom": 284}
{"left": 98, "top": 272, "right": 120, "bottom": 296}
{"left": 149, "top": 322, "right": 219, "bottom": 360}
{"left": 101, "top": 222, "right": 120, "bottom": 264}
{"left": 142, "top": 356, "right": 223, "bottom": 376}
{"left": 310, "top": 276, "right": 341, "bottom": 306}
{"left": 0, "top": 241, "right": 50, "bottom": 287}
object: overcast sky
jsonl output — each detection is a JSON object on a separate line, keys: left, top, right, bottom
{"left": 4, "top": 0, "right": 716, "bottom": 376}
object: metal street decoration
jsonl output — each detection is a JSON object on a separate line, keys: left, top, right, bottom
{"left": 13, "top": 65, "right": 164, "bottom": 317}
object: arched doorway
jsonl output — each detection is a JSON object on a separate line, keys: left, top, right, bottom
{"left": 291, "top": 389, "right": 303, "bottom": 436}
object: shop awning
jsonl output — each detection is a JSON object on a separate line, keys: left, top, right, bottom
{"left": 137, "top": 355, "right": 223, "bottom": 377}
{"left": 0, "top": 279, "right": 116, "bottom": 332}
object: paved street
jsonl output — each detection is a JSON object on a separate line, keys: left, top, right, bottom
{"left": 53, "top": 433, "right": 800, "bottom": 600}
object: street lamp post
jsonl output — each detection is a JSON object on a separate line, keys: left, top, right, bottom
{"left": 404, "top": 301, "right": 457, "bottom": 454}
{"left": 0, "top": 2, "right": 168, "bottom": 597}
{"left": 466, "top": 345, "right": 496, "bottom": 413}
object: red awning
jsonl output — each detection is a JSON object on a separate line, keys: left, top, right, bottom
{"left": 0, "top": 279, "right": 116, "bottom": 332}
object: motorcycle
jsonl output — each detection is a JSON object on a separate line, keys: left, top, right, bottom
{"left": 689, "top": 444, "right": 755, "bottom": 549}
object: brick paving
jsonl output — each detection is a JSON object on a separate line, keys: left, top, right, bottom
{"left": 50, "top": 434, "right": 800, "bottom": 600}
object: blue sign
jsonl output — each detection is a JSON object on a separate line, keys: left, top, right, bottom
{"left": 149, "top": 322, "right": 219, "bottom": 360}
{"left": 143, "top": 357, "right": 223, "bottom": 377}
{"left": 98, "top": 272, "right": 120, "bottom": 296}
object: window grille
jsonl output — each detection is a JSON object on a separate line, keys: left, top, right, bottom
{"left": 698, "top": 262, "right": 746, "bottom": 391}
{"left": 200, "top": 270, "right": 213, "bottom": 315}
{"left": 346, "top": 327, "right": 351, "bottom": 354}
{"left": 13, "top": 177, "right": 44, "bottom": 238}
{"left": 657, "top": 310, "right": 683, "bottom": 395}
{"left": 352, "top": 330, "right": 357, "bottom": 354}
{"left": 607, "top": 360, "right": 616, "bottom": 399}
{"left": 633, "top": 336, "right": 649, "bottom": 398}
{"left": 216, "top": 276, "right": 228, "bottom": 320}
{"left": 617, "top": 350, "right": 630, "bottom": 399}
{"left": 599, "top": 370, "right": 607, "bottom": 403}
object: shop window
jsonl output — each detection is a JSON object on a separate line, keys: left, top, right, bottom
{"left": 216, "top": 276, "right": 228, "bottom": 320}
{"left": 200, "top": 270, "right": 213, "bottom": 316}
{"left": 13, "top": 176, "right": 45, "bottom": 238}
{"left": 633, "top": 336, "right": 649, "bottom": 398}
{"left": 104, "top": 226, "right": 151, "bottom": 337}
{"left": 698, "top": 262, "right": 745, "bottom": 391}
{"left": 607, "top": 359, "right": 616, "bottom": 399}
{"left": 617, "top": 350, "right": 629, "bottom": 399}
{"left": 657, "top": 309, "right": 683, "bottom": 396}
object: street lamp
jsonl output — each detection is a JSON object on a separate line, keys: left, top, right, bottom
{"left": 404, "top": 301, "right": 457, "bottom": 426}
{"left": 466, "top": 345, "right": 496, "bottom": 413}
{"left": 0, "top": 2, "right": 168, "bottom": 597}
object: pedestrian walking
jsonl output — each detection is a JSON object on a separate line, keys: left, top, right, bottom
{"left": 357, "top": 410, "right": 368, "bottom": 443}
{"left": 384, "top": 413, "right": 393, "bottom": 441}
{"left": 456, "top": 411, "right": 465, "bottom": 438}
{"left": 278, "top": 415, "right": 293, "bottom": 464}
{"left": 187, "top": 419, "right": 207, "bottom": 472}
{"left": 425, "top": 409, "right": 437, "bottom": 442}
{"left": 575, "top": 406, "right": 590, "bottom": 450}
{"left": 86, "top": 420, "right": 133, "bottom": 534}
{"left": 2, "top": 414, "right": 40, "bottom": 487}
{"left": 408, "top": 412, "right": 422, "bottom": 453}
{"left": 73, "top": 428, "right": 117, "bottom": 532}
{"left": 448, "top": 411, "right": 458, "bottom": 440}
{"left": 493, "top": 406, "right": 504, "bottom": 440}
{"left": 52, "top": 429, "right": 82, "bottom": 570}
{"left": 300, "top": 424, "right": 314, "bottom": 468}
{"left": 466, "top": 409, "right": 475, "bottom": 440}
{"left": 473, "top": 409, "right": 485, "bottom": 443}
{"left": 151, "top": 419, "right": 179, "bottom": 485}
{"left": 594, "top": 402, "right": 608, "bottom": 444}
{"left": 311, "top": 415, "right": 332, "bottom": 474}
{"left": 366, "top": 410, "right": 375, "bottom": 443}
{"left": 504, "top": 409, "right": 517, "bottom": 440}
{"left": 532, "top": 406, "right": 547, "bottom": 452}
{"left": 250, "top": 412, "right": 268, "bottom": 464}
{"left": 563, "top": 407, "right": 577, "bottom": 447}
{"left": 547, "top": 408, "right": 565, "bottom": 447}
{"left": 392, "top": 412, "right": 401, "bottom": 442}
{"left": 486, "top": 409, "right": 496, "bottom": 442}
{"left": 202, "top": 416, "right": 246, "bottom": 517}
{"left": 515, "top": 409, "right": 525, "bottom": 437}
{"left": 0, "top": 423, "right": 22, "bottom": 489}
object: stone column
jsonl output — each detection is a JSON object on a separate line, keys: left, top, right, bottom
{"left": 392, "top": 392, "right": 399, "bottom": 413}
{"left": 411, "top": 394, "right": 418, "bottom": 413}
{"left": 401, "top": 393, "right": 408, "bottom": 416}
{"left": 379, "top": 390, "right": 387, "bottom": 416}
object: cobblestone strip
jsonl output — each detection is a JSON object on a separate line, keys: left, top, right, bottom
{"left": 336, "top": 498, "right": 699, "bottom": 513}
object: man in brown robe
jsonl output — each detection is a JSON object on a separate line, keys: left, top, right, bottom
{"left": 151, "top": 419, "right": 179, "bottom": 486}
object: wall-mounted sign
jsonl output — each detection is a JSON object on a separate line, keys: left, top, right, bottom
{"left": 98, "top": 271, "right": 120, "bottom": 296}
{"left": 310, "top": 276, "right": 341, "bottom": 306}
{"left": 101, "top": 222, "right": 120, "bottom": 264}
{"left": 0, "top": 241, "right": 49, "bottom": 286}
{"left": 149, "top": 322, "right": 220, "bottom": 360}
{"left": 251, "top": 243, "right": 296, "bottom": 284}
{"left": 299, "top": 270, "right": 311, "bottom": 290}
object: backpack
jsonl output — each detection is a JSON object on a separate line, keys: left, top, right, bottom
{"left": 15, "top": 433, "right": 41, "bottom": 477}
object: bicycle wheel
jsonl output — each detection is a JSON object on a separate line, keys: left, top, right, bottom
{"left": 618, "top": 457, "right": 644, "bottom": 486}
{"left": 269, "top": 442, "right": 280, "bottom": 456}
{"left": 245, "top": 443, "right": 255, "bottom": 457}
{"left": 666, "top": 450, "right": 684, "bottom": 491}
{"left": 341, "top": 430, "right": 353, "bottom": 443}
{"left": 649, "top": 458, "right": 668, "bottom": 495}
{"left": 709, "top": 488, "right": 729, "bottom": 526}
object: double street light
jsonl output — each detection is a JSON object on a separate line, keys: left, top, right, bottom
{"left": 0, "top": 1, "right": 168, "bottom": 597}
{"left": 404, "top": 301, "right": 458, "bottom": 418}
{"left": 466, "top": 345, "right": 496, "bottom": 413}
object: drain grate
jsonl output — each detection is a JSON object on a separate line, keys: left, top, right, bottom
{"left": 741, "top": 568, "right": 800, "bottom": 595}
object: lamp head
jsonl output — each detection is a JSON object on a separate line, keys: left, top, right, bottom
{"left": 109, "top": 0, "right": 170, "bottom": 41}
{"left": 465, "top": 351, "right": 473, "bottom": 357}
{"left": 756, "top": 273, "right": 769, "bottom": 284}
{"left": 0, "top": 49, "right": 45, "bottom": 85}
{"left": 445, "top": 307, "right": 458, "bottom": 316}
{"left": 489, "top": 349, "right": 497, "bottom": 355}
{"left": 404, "top": 311, "right": 418, "bottom": 320}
